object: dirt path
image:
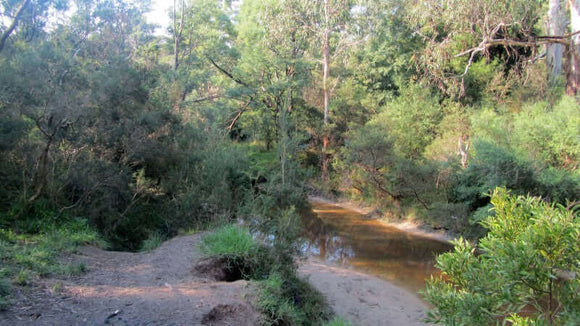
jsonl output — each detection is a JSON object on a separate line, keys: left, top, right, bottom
{"left": 0, "top": 235, "right": 258, "bottom": 326}
{"left": 0, "top": 235, "right": 430, "bottom": 326}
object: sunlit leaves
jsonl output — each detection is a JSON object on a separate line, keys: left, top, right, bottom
{"left": 424, "top": 188, "right": 580, "bottom": 325}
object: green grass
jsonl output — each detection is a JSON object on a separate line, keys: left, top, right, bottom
{"left": 0, "top": 217, "right": 104, "bottom": 308}
{"left": 140, "top": 232, "right": 165, "bottom": 252}
{"left": 323, "top": 317, "right": 354, "bottom": 326}
{"left": 199, "top": 224, "right": 257, "bottom": 258}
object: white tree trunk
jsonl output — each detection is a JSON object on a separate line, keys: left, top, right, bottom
{"left": 547, "top": 0, "right": 564, "bottom": 83}
{"left": 567, "top": 0, "right": 580, "bottom": 94}
{"left": 321, "top": 0, "right": 331, "bottom": 180}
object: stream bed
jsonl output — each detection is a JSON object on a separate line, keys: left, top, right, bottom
{"left": 300, "top": 199, "right": 453, "bottom": 294}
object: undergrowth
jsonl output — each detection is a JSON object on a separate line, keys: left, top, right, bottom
{"left": 256, "top": 273, "right": 332, "bottom": 326}
{"left": 322, "top": 317, "right": 353, "bottom": 326}
{"left": 199, "top": 224, "right": 334, "bottom": 325}
{"left": 0, "top": 217, "right": 104, "bottom": 309}
{"left": 140, "top": 232, "right": 165, "bottom": 252}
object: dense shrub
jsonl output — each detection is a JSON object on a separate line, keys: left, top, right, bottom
{"left": 424, "top": 188, "right": 580, "bottom": 325}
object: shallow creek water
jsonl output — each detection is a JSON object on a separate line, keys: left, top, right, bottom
{"left": 300, "top": 200, "right": 453, "bottom": 295}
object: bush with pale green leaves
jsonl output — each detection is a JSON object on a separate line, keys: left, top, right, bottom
{"left": 424, "top": 188, "right": 580, "bottom": 325}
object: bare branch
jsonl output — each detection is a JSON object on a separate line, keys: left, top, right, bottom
{"left": 208, "top": 57, "right": 249, "bottom": 87}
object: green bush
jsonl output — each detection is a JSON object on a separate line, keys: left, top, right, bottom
{"left": 255, "top": 273, "right": 332, "bottom": 326}
{"left": 423, "top": 188, "right": 580, "bottom": 325}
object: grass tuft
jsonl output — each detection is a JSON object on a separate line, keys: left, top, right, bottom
{"left": 199, "top": 224, "right": 256, "bottom": 258}
{"left": 140, "top": 232, "right": 165, "bottom": 252}
{"left": 323, "top": 317, "right": 354, "bottom": 326}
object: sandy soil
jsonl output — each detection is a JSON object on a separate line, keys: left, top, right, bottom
{"left": 0, "top": 234, "right": 430, "bottom": 326}
{"left": 0, "top": 235, "right": 259, "bottom": 326}
{"left": 300, "top": 258, "right": 429, "bottom": 326}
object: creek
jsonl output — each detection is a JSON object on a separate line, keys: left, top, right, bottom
{"left": 300, "top": 199, "right": 453, "bottom": 295}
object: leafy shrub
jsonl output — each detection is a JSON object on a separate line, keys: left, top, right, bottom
{"left": 255, "top": 273, "right": 331, "bottom": 326}
{"left": 424, "top": 188, "right": 580, "bottom": 325}
{"left": 450, "top": 141, "right": 536, "bottom": 210}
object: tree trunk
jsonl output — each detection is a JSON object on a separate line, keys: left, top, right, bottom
{"left": 173, "top": 0, "right": 185, "bottom": 71}
{"left": 547, "top": 0, "right": 564, "bottom": 84}
{"left": 566, "top": 0, "right": 580, "bottom": 95}
{"left": 321, "top": 0, "right": 331, "bottom": 180}
{"left": 29, "top": 136, "right": 53, "bottom": 203}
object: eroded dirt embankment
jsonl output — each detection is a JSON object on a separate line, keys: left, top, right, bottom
{"left": 0, "top": 234, "right": 429, "bottom": 326}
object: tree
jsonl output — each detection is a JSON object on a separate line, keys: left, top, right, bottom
{"left": 424, "top": 188, "right": 580, "bottom": 325}
{"left": 309, "top": 0, "right": 351, "bottom": 179}
{"left": 409, "top": 0, "right": 580, "bottom": 97}
{"left": 172, "top": 0, "right": 185, "bottom": 71}
{"left": 0, "top": 0, "right": 70, "bottom": 54}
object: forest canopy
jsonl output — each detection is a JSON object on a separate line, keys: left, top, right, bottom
{"left": 0, "top": 0, "right": 579, "bottom": 323}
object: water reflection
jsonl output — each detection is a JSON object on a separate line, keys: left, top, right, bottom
{"left": 301, "top": 201, "right": 453, "bottom": 294}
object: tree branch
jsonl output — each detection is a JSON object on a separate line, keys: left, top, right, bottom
{"left": 207, "top": 57, "right": 249, "bottom": 87}
{"left": 0, "top": 0, "right": 31, "bottom": 54}
{"left": 226, "top": 99, "right": 252, "bottom": 131}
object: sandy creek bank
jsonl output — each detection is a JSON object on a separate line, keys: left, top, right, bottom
{"left": 0, "top": 232, "right": 430, "bottom": 325}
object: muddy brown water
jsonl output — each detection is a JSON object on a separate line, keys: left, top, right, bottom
{"left": 300, "top": 200, "right": 453, "bottom": 295}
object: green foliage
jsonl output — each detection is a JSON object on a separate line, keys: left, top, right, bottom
{"left": 408, "top": 0, "right": 545, "bottom": 100}
{"left": 140, "top": 232, "right": 165, "bottom": 252}
{"left": 0, "top": 277, "right": 11, "bottom": 311}
{"left": 511, "top": 97, "right": 580, "bottom": 170}
{"left": 373, "top": 84, "right": 443, "bottom": 159}
{"left": 323, "top": 317, "right": 353, "bottom": 326}
{"left": 0, "top": 217, "right": 103, "bottom": 309}
{"left": 0, "top": 217, "right": 103, "bottom": 278}
{"left": 336, "top": 91, "right": 442, "bottom": 210}
{"left": 199, "top": 224, "right": 273, "bottom": 280}
{"left": 450, "top": 140, "right": 536, "bottom": 209}
{"left": 424, "top": 188, "right": 580, "bottom": 325}
{"left": 438, "top": 97, "right": 580, "bottom": 235}
{"left": 200, "top": 225, "right": 257, "bottom": 258}
{"left": 200, "top": 216, "right": 331, "bottom": 326}
{"left": 255, "top": 273, "right": 332, "bottom": 326}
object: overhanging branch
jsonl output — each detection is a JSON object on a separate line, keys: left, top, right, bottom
{"left": 208, "top": 57, "right": 249, "bottom": 87}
